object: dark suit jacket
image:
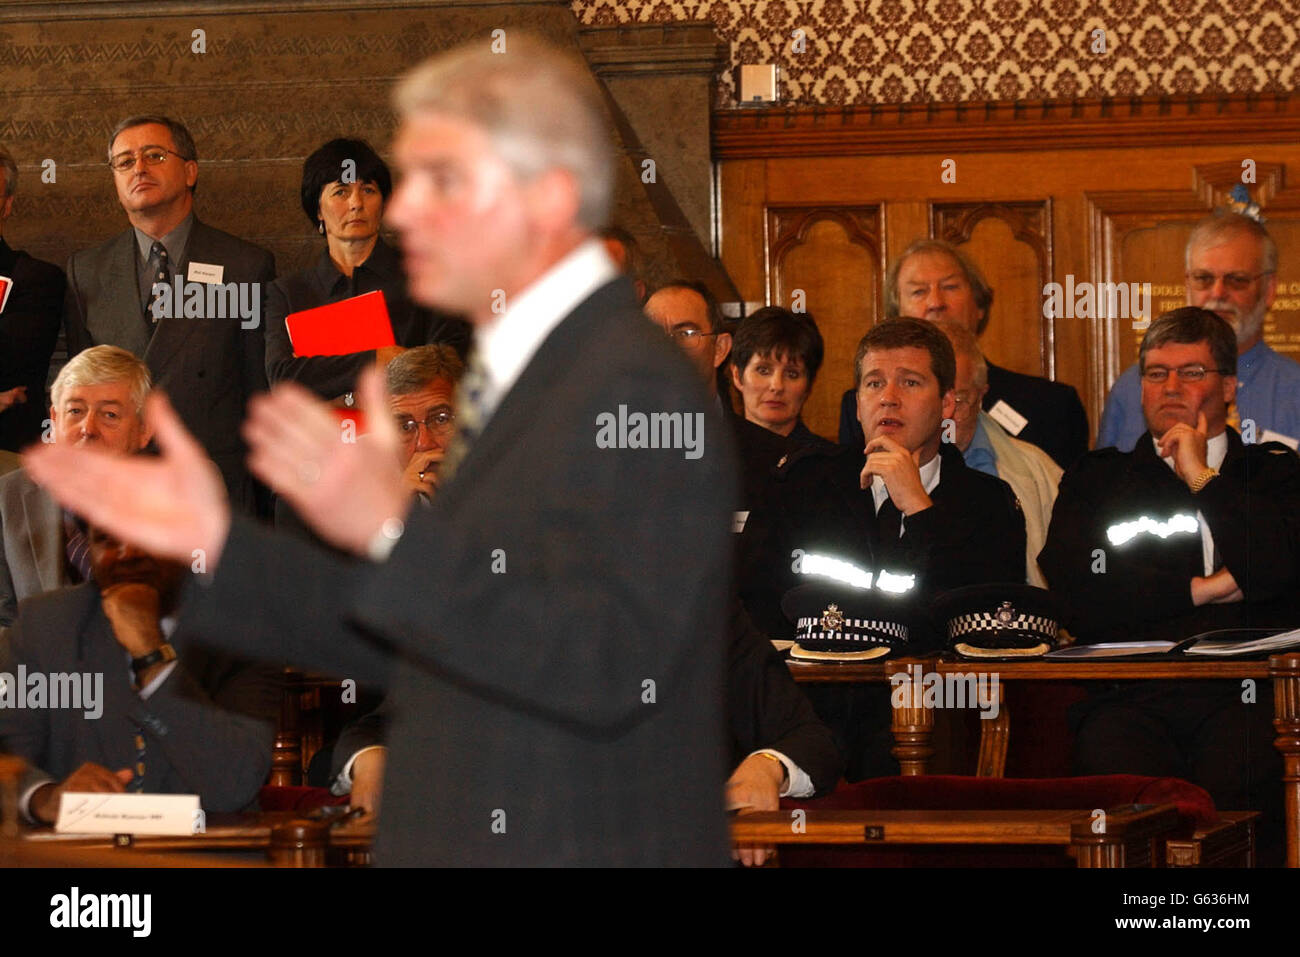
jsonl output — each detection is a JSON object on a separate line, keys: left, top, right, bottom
{"left": 0, "top": 469, "right": 65, "bottom": 630}
{"left": 62, "top": 218, "right": 275, "bottom": 510}
{"left": 1038, "top": 429, "right": 1300, "bottom": 644}
{"left": 738, "top": 441, "right": 1026, "bottom": 649}
{"left": 0, "top": 583, "right": 279, "bottom": 811}
{"left": 328, "top": 601, "right": 843, "bottom": 799}
{"left": 181, "top": 276, "right": 736, "bottom": 865}
{"left": 0, "top": 238, "right": 66, "bottom": 451}
{"left": 837, "top": 363, "right": 1089, "bottom": 471}
{"left": 263, "top": 237, "right": 470, "bottom": 398}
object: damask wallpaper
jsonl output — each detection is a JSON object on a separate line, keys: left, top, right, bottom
{"left": 571, "top": 0, "right": 1300, "bottom": 107}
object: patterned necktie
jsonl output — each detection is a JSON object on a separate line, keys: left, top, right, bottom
{"left": 62, "top": 511, "right": 92, "bottom": 583}
{"left": 144, "top": 241, "right": 170, "bottom": 326}
{"left": 129, "top": 724, "right": 146, "bottom": 792}
{"left": 439, "top": 350, "right": 490, "bottom": 484}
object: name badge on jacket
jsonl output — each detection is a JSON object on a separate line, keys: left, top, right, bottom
{"left": 187, "top": 262, "right": 224, "bottom": 284}
{"left": 988, "top": 399, "right": 1028, "bottom": 436}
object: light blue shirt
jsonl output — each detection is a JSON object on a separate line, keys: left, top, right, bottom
{"left": 962, "top": 417, "right": 999, "bottom": 477}
{"left": 1096, "top": 340, "right": 1300, "bottom": 451}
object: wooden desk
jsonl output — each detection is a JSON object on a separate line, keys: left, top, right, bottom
{"left": 729, "top": 804, "right": 1181, "bottom": 867}
{"left": 788, "top": 652, "right": 1300, "bottom": 866}
{"left": 14, "top": 811, "right": 376, "bottom": 867}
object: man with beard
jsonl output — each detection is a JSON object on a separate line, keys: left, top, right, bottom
{"left": 1098, "top": 211, "right": 1300, "bottom": 450}
{"left": 0, "top": 521, "right": 279, "bottom": 823}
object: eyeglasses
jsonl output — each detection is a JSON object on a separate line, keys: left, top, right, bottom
{"left": 108, "top": 147, "right": 192, "bottom": 172}
{"left": 393, "top": 407, "right": 455, "bottom": 437}
{"left": 1185, "top": 270, "right": 1272, "bottom": 292}
{"left": 666, "top": 328, "right": 720, "bottom": 343}
{"left": 1141, "top": 364, "right": 1231, "bottom": 384}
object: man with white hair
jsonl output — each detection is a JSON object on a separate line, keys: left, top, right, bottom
{"left": 932, "top": 320, "right": 1062, "bottom": 588}
{"left": 1098, "top": 210, "right": 1300, "bottom": 451}
{"left": 27, "top": 37, "right": 734, "bottom": 866}
{"left": 0, "top": 345, "right": 152, "bottom": 629}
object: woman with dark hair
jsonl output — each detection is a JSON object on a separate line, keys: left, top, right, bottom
{"left": 263, "top": 137, "right": 469, "bottom": 400}
{"left": 729, "top": 306, "right": 828, "bottom": 444}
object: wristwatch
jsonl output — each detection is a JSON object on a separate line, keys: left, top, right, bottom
{"left": 130, "top": 643, "right": 177, "bottom": 674}
{"left": 1189, "top": 467, "right": 1219, "bottom": 493}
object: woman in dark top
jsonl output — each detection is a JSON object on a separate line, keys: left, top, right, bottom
{"left": 263, "top": 138, "right": 469, "bottom": 400}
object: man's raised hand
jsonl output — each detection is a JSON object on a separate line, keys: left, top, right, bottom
{"left": 243, "top": 365, "right": 410, "bottom": 556}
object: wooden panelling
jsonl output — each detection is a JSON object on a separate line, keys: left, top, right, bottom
{"left": 718, "top": 114, "right": 1300, "bottom": 442}
{"left": 764, "top": 205, "right": 883, "bottom": 437}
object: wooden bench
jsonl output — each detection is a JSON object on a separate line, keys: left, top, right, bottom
{"left": 730, "top": 804, "right": 1183, "bottom": 867}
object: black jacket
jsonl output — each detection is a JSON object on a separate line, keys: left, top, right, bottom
{"left": 737, "top": 440, "right": 1026, "bottom": 647}
{"left": 1038, "top": 429, "right": 1300, "bottom": 644}
{"left": 263, "top": 237, "right": 470, "bottom": 398}
{"left": 0, "top": 239, "right": 65, "bottom": 451}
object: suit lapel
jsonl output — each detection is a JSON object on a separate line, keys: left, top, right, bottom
{"left": 21, "top": 477, "right": 64, "bottom": 591}
{"left": 143, "top": 218, "right": 207, "bottom": 373}
{"left": 87, "top": 230, "right": 150, "bottom": 357}
{"left": 439, "top": 279, "right": 632, "bottom": 512}
{"left": 80, "top": 601, "right": 139, "bottom": 774}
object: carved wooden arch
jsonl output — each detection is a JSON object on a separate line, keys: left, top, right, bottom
{"left": 765, "top": 204, "right": 884, "bottom": 307}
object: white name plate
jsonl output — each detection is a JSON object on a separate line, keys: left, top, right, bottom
{"left": 55, "top": 792, "right": 201, "bottom": 836}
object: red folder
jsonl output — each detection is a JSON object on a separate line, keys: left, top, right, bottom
{"left": 0, "top": 276, "right": 12, "bottom": 314}
{"left": 285, "top": 289, "right": 396, "bottom": 357}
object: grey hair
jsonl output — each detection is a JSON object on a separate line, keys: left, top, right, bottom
{"left": 52, "top": 345, "right": 152, "bottom": 413}
{"left": 930, "top": 319, "right": 988, "bottom": 389}
{"left": 392, "top": 36, "right": 614, "bottom": 231}
{"left": 1185, "top": 210, "right": 1277, "bottom": 275}
{"left": 386, "top": 344, "right": 464, "bottom": 396}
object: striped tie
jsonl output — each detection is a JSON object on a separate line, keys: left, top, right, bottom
{"left": 62, "top": 512, "right": 92, "bottom": 583}
{"left": 439, "top": 350, "right": 490, "bottom": 484}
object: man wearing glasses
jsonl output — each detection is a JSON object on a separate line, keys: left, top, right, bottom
{"left": 1040, "top": 308, "right": 1300, "bottom": 858}
{"left": 62, "top": 115, "right": 275, "bottom": 513}
{"left": 1097, "top": 210, "right": 1300, "bottom": 451}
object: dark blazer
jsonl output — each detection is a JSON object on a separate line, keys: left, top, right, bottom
{"left": 0, "top": 582, "right": 280, "bottom": 811}
{"left": 727, "top": 600, "right": 841, "bottom": 795}
{"left": 181, "top": 276, "right": 737, "bottom": 866}
{"left": 1038, "top": 428, "right": 1300, "bottom": 644}
{"left": 263, "top": 237, "right": 470, "bottom": 398}
{"left": 62, "top": 218, "right": 275, "bottom": 511}
{"left": 0, "top": 238, "right": 65, "bottom": 451}
{"left": 837, "top": 362, "right": 1089, "bottom": 471}
{"left": 738, "top": 440, "right": 1026, "bottom": 647}
{"left": 328, "top": 601, "right": 843, "bottom": 800}
{"left": 0, "top": 468, "right": 65, "bottom": 630}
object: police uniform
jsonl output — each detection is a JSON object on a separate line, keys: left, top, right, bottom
{"left": 737, "top": 439, "right": 1025, "bottom": 779}
{"left": 1038, "top": 428, "right": 1300, "bottom": 859}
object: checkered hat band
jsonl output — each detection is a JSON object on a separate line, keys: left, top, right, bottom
{"left": 947, "top": 612, "right": 1058, "bottom": 639}
{"left": 795, "top": 616, "right": 908, "bottom": 644}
